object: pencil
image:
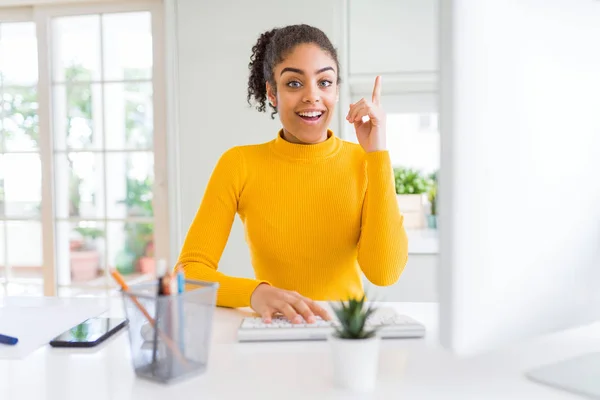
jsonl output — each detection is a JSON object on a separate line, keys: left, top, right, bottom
{"left": 110, "top": 269, "right": 188, "bottom": 365}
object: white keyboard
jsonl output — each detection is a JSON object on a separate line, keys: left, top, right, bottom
{"left": 237, "top": 307, "right": 426, "bottom": 342}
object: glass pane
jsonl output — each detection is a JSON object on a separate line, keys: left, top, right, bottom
{"left": 106, "top": 152, "right": 153, "bottom": 218}
{"left": 56, "top": 221, "right": 105, "bottom": 284}
{"left": 102, "top": 12, "right": 152, "bottom": 81}
{"left": 53, "top": 83, "right": 103, "bottom": 150}
{"left": 0, "top": 156, "right": 4, "bottom": 218}
{"left": 105, "top": 82, "right": 153, "bottom": 150}
{"left": 2, "top": 154, "right": 41, "bottom": 218}
{"left": 387, "top": 113, "right": 440, "bottom": 174}
{"left": 0, "top": 222, "right": 5, "bottom": 280}
{"left": 52, "top": 15, "right": 101, "bottom": 83}
{"left": 0, "top": 101, "right": 4, "bottom": 152}
{"left": 6, "top": 221, "right": 42, "bottom": 282}
{"left": 2, "top": 85, "right": 39, "bottom": 151}
{"left": 54, "top": 152, "right": 105, "bottom": 219}
{"left": 0, "top": 22, "right": 38, "bottom": 86}
{"left": 108, "top": 221, "right": 154, "bottom": 277}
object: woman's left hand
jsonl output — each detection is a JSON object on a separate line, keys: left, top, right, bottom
{"left": 346, "top": 75, "right": 387, "bottom": 153}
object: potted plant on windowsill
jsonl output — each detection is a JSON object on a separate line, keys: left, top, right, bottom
{"left": 394, "top": 167, "right": 429, "bottom": 229}
{"left": 70, "top": 226, "right": 104, "bottom": 282}
{"left": 115, "top": 177, "right": 154, "bottom": 276}
{"left": 427, "top": 171, "right": 438, "bottom": 229}
{"left": 329, "top": 295, "right": 380, "bottom": 392}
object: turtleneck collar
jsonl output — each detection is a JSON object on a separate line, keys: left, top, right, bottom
{"left": 270, "top": 129, "right": 342, "bottom": 161}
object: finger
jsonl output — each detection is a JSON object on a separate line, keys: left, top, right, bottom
{"left": 372, "top": 75, "right": 382, "bottom": 105}
{"left": 289, "top": 296, "right": 315, "bottom": 323}
{"left": 347, "top": 102, "right": 365, "bottom": 123}
{"left": 260, "top": 309, "right": 274, "bottom": 324}
{"left": 368, "top": 107, "right": 382, "bottom": 127}
{"left": 277, "top": 302, "right": 302, "bottom": 324}
{"left": 304, "top": 299, "right": 332, "bottom": 321}
{"left": 346, "top": 98, "right": 366, "bottom": 121}
{"left": 350, "top": 103, "right": 371, "bottom": 123}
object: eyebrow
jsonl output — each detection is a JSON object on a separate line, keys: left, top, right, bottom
{"left": 280, "top": 66, "right": 335, "bottom": 76}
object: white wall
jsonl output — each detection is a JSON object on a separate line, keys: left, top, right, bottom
{"left": 171, "top": 0, "right": 439, "bottom": 301}
{"left": 348, "top": 0, "right": 437, "bottom": 76}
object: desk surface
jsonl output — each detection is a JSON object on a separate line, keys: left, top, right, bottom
{"left": 1, "top": 297, "right": 598, "bottom": 400}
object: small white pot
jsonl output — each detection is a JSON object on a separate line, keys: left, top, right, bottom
{"left": 328, "top": 333, "right": 380, "bottom": 392}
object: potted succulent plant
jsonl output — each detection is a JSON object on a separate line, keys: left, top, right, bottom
{"left": 328, "top": 295, "right": 380, "bottom": 392}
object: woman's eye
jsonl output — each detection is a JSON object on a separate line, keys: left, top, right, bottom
{"left": 287, "top": 81, "right": 301, "bottom": 88}
{"left": 320, "top": 80, "right": 333, "bottom": 87}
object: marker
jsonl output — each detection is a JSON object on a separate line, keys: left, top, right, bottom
{"left": 176, "top": 265, "right": 185, "bottom": 352}
{"left": 0, "top": 334, "right": 18, "bottom": 345}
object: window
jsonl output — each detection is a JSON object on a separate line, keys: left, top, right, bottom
{"left": 346, "top": 92, "right": 439, "bottom": 174}
{"left": 0, "top": 1, "right": 167, "bottom": 297}
{"left": 386, "top": 112, "right": 439, "bottom": 175}
{"left": 345, "top": 84, "right": 439, "bottom": 233}
{"left": 0, "top": 19, "right": 43, "bottom": 294}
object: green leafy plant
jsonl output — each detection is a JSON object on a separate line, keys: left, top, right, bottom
{"left": 115, "top": 176, "right": 154, "bottom": 274}
{"left": 72, "top": 226, "right": 104, "bottom": 251}
{"left": 427, "top": 171, "right": 438, "bottom": 216}
{"left": 331, "top": 295, "right": 377, "bottom": 339}
{"left": 0, "top": 72, "right": 39, "bottom": 146}
{"left": 393, "top": 167, "right": 429, "bottom": 195}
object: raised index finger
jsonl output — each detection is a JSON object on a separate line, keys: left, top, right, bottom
{"left": 372, "top": 75, "right": 382, "bottom": 105}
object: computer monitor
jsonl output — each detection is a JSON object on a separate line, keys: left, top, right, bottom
{"left": 438, "top": 0, "right": 600, "bottom": 360}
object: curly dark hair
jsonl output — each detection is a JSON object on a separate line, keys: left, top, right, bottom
{"left": 247, "top": 24, "right": 341, "bottom": 119}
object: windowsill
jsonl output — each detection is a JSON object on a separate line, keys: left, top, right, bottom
{"left": 407, "top": 228, "right": 438, "bottom": 255}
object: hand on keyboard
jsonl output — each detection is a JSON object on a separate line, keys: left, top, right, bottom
{"left": 250, "top": 283, "right": 331, "bottom": 324}
{"left": 238, "top": 308, "right": 427, "bottom": 342}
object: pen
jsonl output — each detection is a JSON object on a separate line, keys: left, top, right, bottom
{"left": 152, "top": 274, "right": 164, "bottom": 365}
{"left": 0, "top": 334, "right": 18, "bottom": 345}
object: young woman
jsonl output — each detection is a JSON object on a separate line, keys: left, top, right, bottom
{"left": 178, "top": 24, "right": 408, "bottom": 324}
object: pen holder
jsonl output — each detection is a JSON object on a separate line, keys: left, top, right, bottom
{"left": 121, "top": 279, "right": 219, "bottom": 384}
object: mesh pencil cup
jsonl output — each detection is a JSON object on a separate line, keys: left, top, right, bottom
{"left": 121, "top": 279, "right": 219, "bottom": 384}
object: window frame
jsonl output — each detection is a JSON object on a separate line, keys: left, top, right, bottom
{"left": 0, "top": 0, "right": 168, "bottom": 296}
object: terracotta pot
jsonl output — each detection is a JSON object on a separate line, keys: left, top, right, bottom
{"left": 70, "top": 250, "right": 100, "bottom": 281}
{"left": 138, "top": 256, "right": 156, "bottom": 275}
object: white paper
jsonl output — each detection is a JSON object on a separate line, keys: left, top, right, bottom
{"left": 0, "top": 297, "right": 108, "bottom": 359}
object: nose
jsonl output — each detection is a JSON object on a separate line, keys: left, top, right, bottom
{"left": 302, "top": 83, "right": 320, "bottom": 104}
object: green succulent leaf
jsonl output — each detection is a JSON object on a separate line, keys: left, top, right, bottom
{"left": 330, "top": 294, "right": 377, "bottom": 339}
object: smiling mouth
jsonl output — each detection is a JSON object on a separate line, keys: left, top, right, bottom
{"left": 297, "top": 111, "right": 324, "bottom": 120}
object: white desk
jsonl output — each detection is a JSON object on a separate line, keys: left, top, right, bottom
{"left": 1, "top": 297, "right": 599, "bottom": 400}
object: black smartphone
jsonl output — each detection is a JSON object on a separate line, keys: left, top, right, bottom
{"left": 49, "top": 317, "right": 128, "bottom": 348}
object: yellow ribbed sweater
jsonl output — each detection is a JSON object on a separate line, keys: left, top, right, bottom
{"left": 178, "top": 130, "right": 408, "bottom": 308}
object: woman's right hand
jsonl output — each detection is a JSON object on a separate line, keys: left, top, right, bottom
{"left": 250, "top": 283, "right": 332, "bottom": 324}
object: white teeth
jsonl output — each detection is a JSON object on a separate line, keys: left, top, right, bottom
{"left": 298, "top": 111, "right": 323, "bottom": 117}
